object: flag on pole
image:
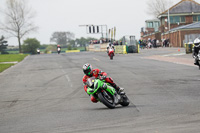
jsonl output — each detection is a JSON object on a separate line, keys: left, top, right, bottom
{"left": 111, "top": 28, "right": 113, "bottom": 41}
{"left": 114, "top": 27, "right": 116, "bottom": 40}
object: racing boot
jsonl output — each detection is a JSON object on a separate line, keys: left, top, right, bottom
{"left": 111, "top": 83, "right": 125, "bottom": 95}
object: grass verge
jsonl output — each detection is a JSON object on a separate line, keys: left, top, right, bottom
{"left": 0, "top": 54, "right": 28, "bottom": 73}
{"left": 0, "top": 64, "right": 15, "bottom": 72}
{"left": 0, "top": 54, "right": 28, "bottom": 62}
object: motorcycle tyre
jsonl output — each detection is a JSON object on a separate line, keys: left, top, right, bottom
{"left": 98, "top": 91, "right": 115, "bottom": 109}
{"left": 120, "top": 95, "right": 130, "bottom": 107}
{"left": 110, "top": 54, "right": 113, "bottom": 60}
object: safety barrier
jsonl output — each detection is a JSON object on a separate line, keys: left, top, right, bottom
{"left": 115, "top": 45, "right": 127, "bottom": 54}
{"left": 88, "top": 43, "right": 107, "bottom": 52}
{"left": 66, "top": 50, "right": 80, "bottom": 53}
{"left": 88, "top": 43, "right": 139, "bottom": 54}
{"left": 185, "top": 43, "right": 193, "bottom": 54}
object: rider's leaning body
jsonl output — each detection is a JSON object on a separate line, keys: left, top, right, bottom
{"left": 82, "top": 63, "right": 123, "bottom": 103}
{"left": 193, "top": 38, "right": 200, "bottom": 65}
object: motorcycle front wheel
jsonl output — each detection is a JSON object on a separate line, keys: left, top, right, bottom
{"left": 98, "top": 90, "right": 115, "bottom": 109}
{"left": 110, "top": 54, "right": 113, "bottom": 60}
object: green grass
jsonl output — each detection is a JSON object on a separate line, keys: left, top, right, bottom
{"left": 0, "top": 64, "right": 15, "bottom": 72}
{"left": 0, "top": 54, "right": 28, "bottom": 73}
{"left": 0, "top": 54, "right": 28, "bottom": 62}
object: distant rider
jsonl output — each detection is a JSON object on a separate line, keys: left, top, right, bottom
{"left": 57, "top": 45, "right": 61, "bottom": 54}
{"left": 193, "top": 38, "right": 200, "bottom": 65}
{"left": 82, "top": 63, "right": 124, "bottom": 103}
{"left": 37, "top": 48, "right": 40, "bottom": 54}
{"left": 107, "top": 43, "right": 115, "bottom": 53}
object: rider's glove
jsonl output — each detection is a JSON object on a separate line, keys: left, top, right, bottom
{"left": 100, "top": 75, "right": 106, "bottom": 80}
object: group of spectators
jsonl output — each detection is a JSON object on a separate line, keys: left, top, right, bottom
{"left": 139, "top": 38, "right": 170, "bottom": 49}
{"left": 90, "top": 39, "right": 108, "bottom": 44}
{"left": 90, "top": 39, "right": 123, "bottom": 46}
{"left": 113, "top": 41, "right": 123, "bottom": 46}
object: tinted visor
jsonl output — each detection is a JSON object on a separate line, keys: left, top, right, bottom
{"left": 84, "top": 69, "right": 91, "bottom": 75}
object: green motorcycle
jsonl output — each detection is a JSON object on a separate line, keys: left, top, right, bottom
{"left": 86, "top": 77, "right": 130, "bottom": 109}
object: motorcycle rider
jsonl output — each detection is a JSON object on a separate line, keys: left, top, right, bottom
{"left": 193, "top": 38, "right": 200, "bottom": 65}
{"left": 37, "top": 48, "right": 40, "bottom": 54}
{"left": 82, "top": 63, "right": 124, "bottom": 103}
{"left": 57, "top": 45, "right": 61, "bottom": 54}
{"left": 107, "top": 43, "right": 115, "bottom": 54}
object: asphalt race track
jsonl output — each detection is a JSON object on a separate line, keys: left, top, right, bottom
{"left": 0, "top": 48, "right": 200, "bottom": 133}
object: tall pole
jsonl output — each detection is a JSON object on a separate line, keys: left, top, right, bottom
{"left": 168, "top": 9, "right": 170, "bottom": 31}
{"left": 106, "top": 25, "right": 108, "bottom": 42}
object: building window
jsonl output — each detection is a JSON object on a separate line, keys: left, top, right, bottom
{"left": 170, "top": 16, "right": 180, "bottom": 24}
{"left": 154, "top": 22, "right": 159, "bottom": 32}
{"left": 180, "top": 16, "right": 185, "bottom": 22}
{"left": 193, "top": 15, "right": 200, "bottom": 22}
{"left": 147, "top": 22, "right": 153, "bottom": 28}
{"left": 193, "top": 16, "right": 197, "bottom": 22}
{"left": 170, "top": 16, "right": 186, "bottom": 24}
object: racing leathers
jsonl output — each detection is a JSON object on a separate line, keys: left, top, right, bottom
{"left": 193, "top": 45, "right": 200, "bottom": 65}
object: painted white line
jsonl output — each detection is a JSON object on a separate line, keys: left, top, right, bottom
{"left": 0, "top": 61, "right": 18, "bottom": 64}
{"left": 65, "top": 75, "right": 71, "bottom": 82}
{"left": 93, "top": 57, "right": 100, "bottom": 62}
{"left": 163, "top": 53, "right": 186, "bottom": 57}
{"left": 62, "top": 69, "right": 73, "bottom": 87}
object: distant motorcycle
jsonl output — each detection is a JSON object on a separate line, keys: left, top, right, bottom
{"left": 37, "top": 49, "right": 40, "bottom": 54}
{"left": 108, "top": 48, "right": 114, "bottom": 60}
{"left": 86, "top": 77, "right": 129, "bottom": 109}
{"left": 57, "top": 47, "right": 61, "bottom": 54}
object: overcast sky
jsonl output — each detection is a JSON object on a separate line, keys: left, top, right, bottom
{"left": 0, "top": 0, "right": 197, "bottom": 46}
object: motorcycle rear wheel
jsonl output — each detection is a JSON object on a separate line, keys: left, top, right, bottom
{"left": 98, "top": 90, "right": 115, "bottom": 109}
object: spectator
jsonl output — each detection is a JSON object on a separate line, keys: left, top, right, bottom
{"left": 153, "top": 38, "right": 157, "bottom": 48}
{"left": 116, "top": 41, "right": 119, "bottom": 46}
{"left": 162, "top": 39, "right": 166, "bottom": 47}
{"left": 156, "top": 40, "right": 159, "bottom": 47}
{"left": 120, "top": 41, "right": 122, "bottom": 45}
{"left": 167, "top": 39, "right": 170, "bottom": 47}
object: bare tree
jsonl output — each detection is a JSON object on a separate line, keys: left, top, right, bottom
{"left": 146, "top": 0, "right": 174, "bottom": 18}
{"left": 50, "top": 32, "right": 75, "bottom": 46}
{"left": 0, "top": 0, "right": 38, "bottom": 53}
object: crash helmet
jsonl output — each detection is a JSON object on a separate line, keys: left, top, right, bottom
{"left": 109, "top": 43, "right": 112, "bottom": 47}
{"left": 83, "top": 63, "right": 93, "bottom": 76}
{"left": 194, "top": 38, "right": 200, "bottom": 46}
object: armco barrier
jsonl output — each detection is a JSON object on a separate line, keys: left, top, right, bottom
{"left": 66, "top": 50, "right": 80, "bottom": 53}
{"left": 88, "top": 43, "right": 132, "bottom": 54}
{"left": 88, "top": 43, "right": 108, "bottom": 52}
{"left": 115, "top": 45, "right": 127, "bottom": 54}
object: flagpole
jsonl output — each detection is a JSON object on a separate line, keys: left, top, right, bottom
{"left": 168, "top": 9, "right": 170, "bottom": 31}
